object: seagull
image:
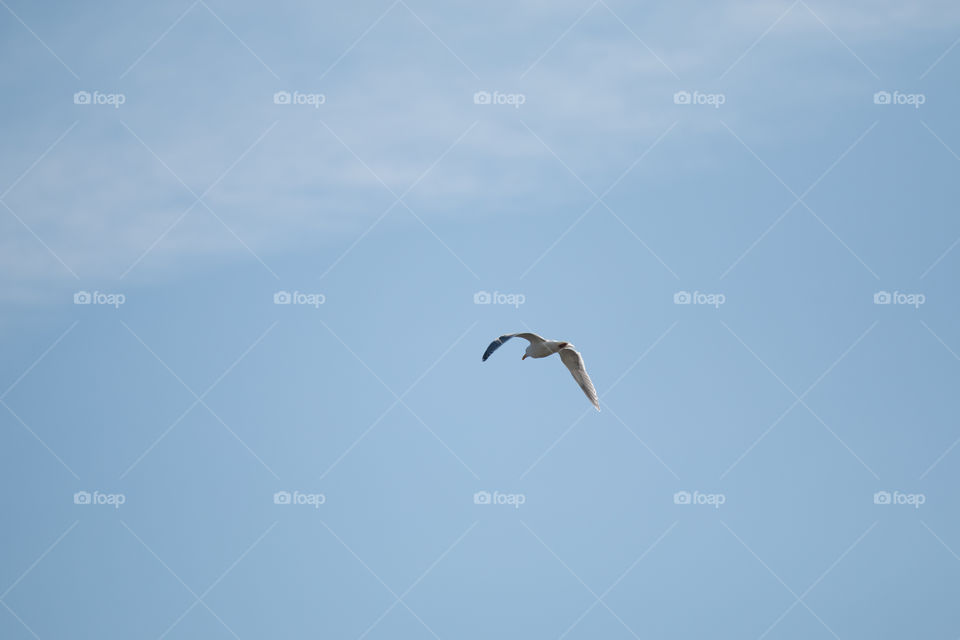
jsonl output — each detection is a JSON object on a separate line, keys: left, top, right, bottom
{"left": 482, "top": 332, "right": 600, "bottom": 411}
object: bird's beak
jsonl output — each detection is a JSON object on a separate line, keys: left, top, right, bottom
{"left": 521, "top": 355, "right": 527, "bottom": 360}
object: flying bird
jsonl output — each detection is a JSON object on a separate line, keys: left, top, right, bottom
{"left": 482, "top": 332, "right": 600, "bottom": 411}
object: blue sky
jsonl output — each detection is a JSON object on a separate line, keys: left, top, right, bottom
{"left": 2, "top": 1, "right": 960, "bottom": 638}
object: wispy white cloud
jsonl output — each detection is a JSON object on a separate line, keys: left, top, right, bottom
{"left": 2, "top": 0, "right": 958, "bottom": 300}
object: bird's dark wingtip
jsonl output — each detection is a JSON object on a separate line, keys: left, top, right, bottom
{"left": 481, "top": 335, "right": 511, "bottom": 362}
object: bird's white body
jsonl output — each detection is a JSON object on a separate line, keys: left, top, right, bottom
{"left": 523, "top": 339, "right": 569, "bottom": 359}
{"left": 482, "top": 332, "right": 600, "bottom": 411}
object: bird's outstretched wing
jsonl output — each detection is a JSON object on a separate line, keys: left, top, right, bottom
{"left": 482, "top": 332, "right": 545, "bottom": 362}
{"left": 559, "top": 347, "right": 600, "bottom": 411}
